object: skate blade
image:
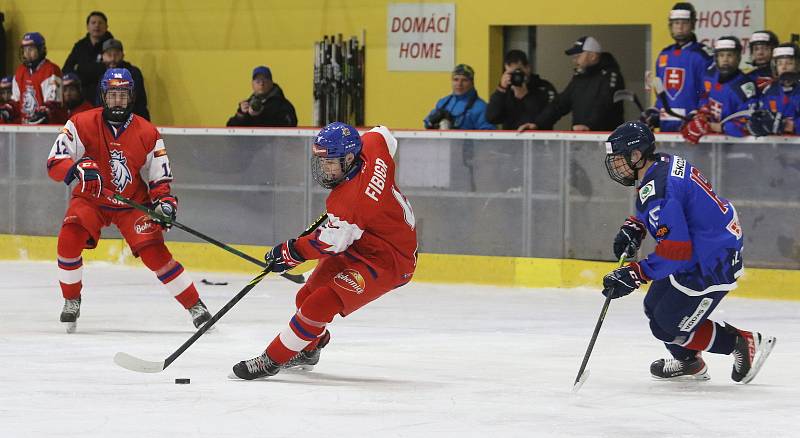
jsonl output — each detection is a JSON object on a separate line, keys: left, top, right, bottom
{"left": 652, "top": 366, "right": 711, "bottom": 381}
{"left": 64, "top": 321, "right": 77, "bottom": 334}
{"left": 227, "top": 372, "right": 272, "bottom": 381}
{"left": 284, "top": 364, "right": 315, "bottom": 372}
{"left": 741, "top": 336, "right": 776, "bottom": 384}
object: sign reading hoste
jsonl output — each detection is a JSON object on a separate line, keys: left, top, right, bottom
{"left": 387, "top": 3, "right": 455, "bottom": 71}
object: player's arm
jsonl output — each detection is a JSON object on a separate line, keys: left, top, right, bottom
{"left": 46, "top": 120, "right": 84, "bottom": 181}
{"left": 140, "top": 136, "right": 177, "bottom": 228}
{"left": 721, "top": 81, "right": 758, "bottom": 137}
{"left": 636, "top": 197, "right": 693, "bottom": 281}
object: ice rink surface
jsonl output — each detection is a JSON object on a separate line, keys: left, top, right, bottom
{"left": 1, "top": 260, "right": 798, "bottom": 438}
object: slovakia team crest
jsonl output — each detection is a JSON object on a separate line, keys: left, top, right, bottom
{"left": 109, "top": 150, "right": 132, "bottom": 192}
{"left": 664, "top": 67, "right": 685, "bottom": 99}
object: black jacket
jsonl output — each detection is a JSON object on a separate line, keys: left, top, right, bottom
{"left": 486, "top": 74, "right": 557, "bottom": 130}
{"left": 103, "top": 61, "right": 150, "bottom": 120}
{"left": 63, "top": 32, "right": 114, "bottom": 105}
{"left": 226, "top": 84, "right": 298, "bottom": 127}
{"left": 535, "top": 52, "right": 625, "bottom": 131}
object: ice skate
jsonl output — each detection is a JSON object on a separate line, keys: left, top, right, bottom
{"left": 728, "top": 325, "right": 776, "bottom": 384}
{"left": 282, "top": 330, "right": 330, "bottom": 371}
{"left": 650, "top": 353, "right": 710, "bottom": 381}
{"left": 230, "top": 351, "right": 281, "bottom": 380}
{"left": 60, "top": 297, "right": 81, "bottom": 334}
{"left": 188, "top": 298, "right": 214, "bottom": 330}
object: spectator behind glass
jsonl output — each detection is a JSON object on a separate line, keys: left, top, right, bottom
{"left": 62, "top": 73, "right": 94, "bottom": 118}
{"left": 63, "top": 11, "right": 113, "bottom": 105}
{"left": 523, "top": 36, "right": 624, "bottom": 132}
{"left": 424, "top": 64, "right": 495, "bottom": 130}
{"left": 12, "top": 32, "right": 67, "bottom": 125}
{"left": 0, "top": 76, "right": 19, "bottom": 123}
{"left": 486, "top": 50, "right": 557, "bottom": 130}
{"left": 102, "top": 38, "right": 150, "bottom": 120}
{"left": 226, "top": 66, "right": 298, "bottom": 127}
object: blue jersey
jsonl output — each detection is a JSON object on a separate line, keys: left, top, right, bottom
{"left": 635, "top": 154, "right": 743, "bottom": 295}
{"left": 423, "top": 89, "right": 495, "bottom": 130}
{"left": 758, "top": 81, "right": 800, "bottom": 133}
{"left": 655, "top": 39, "right": 714, "bottom": 132}
{"left": 699, "top": 68, "right": 758, "bottom": 137}
{"left": 746, "top": 65, "right": 773, "bottom": 93}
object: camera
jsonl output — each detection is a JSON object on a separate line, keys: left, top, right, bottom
{"left": 510, "top": 69, "right": 526, "bottom": 87}
{"left": 426, "top": 108, "right": 454, "bottom": 130}
{"left": 248, "top": 94, "right": 268, "bottom": 113}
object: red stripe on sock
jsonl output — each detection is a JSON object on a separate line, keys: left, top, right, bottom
{"left": 266, "top": 337, "right": 299, "bottom": 364}
{"left": 174, "top": 284, "right": 199, "bottom": 309}
{"left": 683, "top": 320, "right": 714, "bottom": 351}
{"left": 59, "top": 281, "right": 82, "bottom": 300}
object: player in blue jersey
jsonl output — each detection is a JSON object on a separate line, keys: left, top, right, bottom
{"left": 681, "top": 37, "right": 759, "bottom": 143}
{"left": 641, "top": 2, "right": 713, "bottom": 132}
{"left": 746, "top": 30, "right": 779, "bottom": 93}
{"left": 601, "top": 121, "right": 775, "bottom": 383}
{"left": 749, "top": 42, "right": 800, "bottom": 136}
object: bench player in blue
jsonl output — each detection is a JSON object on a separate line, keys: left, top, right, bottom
{"left": 601, "top": 121, "right": 776, "bottom": 383}
{"left": 749, "top": 42, "right": 800, "bottom": 136}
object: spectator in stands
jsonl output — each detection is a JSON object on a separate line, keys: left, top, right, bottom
{"left": 12, "top": 32, "right": 66, "bottom": 124}
{"left": 62, "top": 73, "right": 94, "bottom": 118}
{"left": 0, "top": 76, "right": 19, "bottom": 123}
{"left": 520, "top": 36, "right": 624, "bottom": 132}
{"left": 102, "top": 38, "right": 150, "bottom": 120}
{"left": 424, "top": 64, "right": 495, "bottom": 130}
{"left": 63, "top": 11, "right": 113, "bottom": 105}
{"left": 486, "top": 50, "right": 557, "bottom": 130}
{"left": 227, "top": 66, "right": 298, "bottom": 127}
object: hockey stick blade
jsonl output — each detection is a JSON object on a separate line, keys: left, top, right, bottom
{"left": 572, "top": 368, "right": 590, "bottom": 393}
{"left": 114, "top": 352, "right": 166, "bottom": 373}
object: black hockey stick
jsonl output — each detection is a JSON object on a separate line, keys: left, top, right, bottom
{"left": 649, "top": 75, "right": 690, "bottom": 122}
{"left": 572, "top": 251, "right": 628, "bottom": 392}
{"left": 613, "top": 89, "right": 644, "bottom": 113}
{"left": 113, "top": 212, "right": 328, "bottom": 373}
{"left": 100, "top": 189, "right": 306, "bottom": 284}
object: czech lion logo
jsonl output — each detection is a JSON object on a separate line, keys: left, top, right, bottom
{"left": 109, "top": 150, "right": 132, "bottom": 192}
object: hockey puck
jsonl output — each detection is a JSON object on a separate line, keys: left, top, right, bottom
{"left": 175, "top": 378, "right": 190, "bottom": 384}
{"left": 201, "top": 279, "right": 228, "bottom": 286}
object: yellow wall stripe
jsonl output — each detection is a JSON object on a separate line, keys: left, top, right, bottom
{"left": 2, "top": 234, "right": 797, "bottom": 301}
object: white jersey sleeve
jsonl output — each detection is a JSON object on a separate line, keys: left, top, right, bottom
{"left": 313, "top": 213, "right": 366, "bottom": 254}
{"left": 40, "top": 74, "right": 63, "bottom": 104}
{"left": 368, "top": 125, "right": 398, "bottom": 157}
{"left": 139, "top": 138, "right": 173, "bottom": 189}
{"left": 47, "top": 120, "right": 85, "bottom": 166}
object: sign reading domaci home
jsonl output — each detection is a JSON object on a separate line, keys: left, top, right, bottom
{"left": 387, "top": 3, "right": 455, "bottom": 71}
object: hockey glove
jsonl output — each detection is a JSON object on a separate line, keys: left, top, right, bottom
{"left": 152, "top": 195, "right": 178, "bottom": 230}
{"left": 640, "top": 107, "right": 660, "bottom": 129}
{"left": 0, "top": 103, "right": 16, "bottom": 123}
{"left": 265, "top": 239, "right": 305, "bottom": 274}
{"left": 28, "top": 106, "right": 50, "bottom": 124}
{"left": 747, "top": 109, "right": 783, "bottom": 137}
{"left": 602, "top": 263, "right": 648, "bottom": 299}
{"left": 613, "top": 216, "right": 646, "bottom": 260}
{"left": 64, "top": 157, "right": 103, "bottom": 198}
{"left": 680, "top": 115, "right": 710, "bottom": 144}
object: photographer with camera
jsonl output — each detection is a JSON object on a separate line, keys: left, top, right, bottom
{"left": 423, "top": 64, "right": 495, "bottom": 130}
{"left": 486, "top": 50, "right": 557, "bottom": 130}
{"left": 227, "top": 66, "right": 297, "bottom": 127}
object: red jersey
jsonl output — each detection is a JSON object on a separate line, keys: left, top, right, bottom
{"left": 12, "top": 59, "right": 67, "bottom": 124}
{"left": 46, "top": 108, "right": 173, "bottom": 208}
{"left": 295, "top": 126, "right": 417, "bottom": 278}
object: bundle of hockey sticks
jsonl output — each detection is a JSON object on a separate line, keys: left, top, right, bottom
{"left": 313, "top": 32, "right": 365, "bottom": 127}
{"left": 100, "top": 188, "right": 306, "bottom": 284}
{"left": 114, "top": 211, "right": 328, "bottom": 373}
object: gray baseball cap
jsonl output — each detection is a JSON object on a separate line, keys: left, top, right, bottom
{"left": 565, "top": 36, "right": 602, "bottom": 55}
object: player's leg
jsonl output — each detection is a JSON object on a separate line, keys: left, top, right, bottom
{"left": 137, "top": 243, "right": 212, "bottom": 328}
{"left": 56, "top": 199, "right": 105, "bottom": 333}
{"left": 232, "top": 285, "right": 343, "bottom": 380}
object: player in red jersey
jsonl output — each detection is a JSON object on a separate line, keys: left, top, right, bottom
{"left": 232, "top": 122, "right": 417, "bottom": 380}
{"left": 11, "top": 32, "right": 67, "bottom": 125}
{"left": 46, "top": 68, "right": 213, "bottom": 333}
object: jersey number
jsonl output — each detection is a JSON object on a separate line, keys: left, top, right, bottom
{"left": 392, "top": 186, "right": 415, "bottom": 230}
{"left": 161, "top": 162, "right": 173, "bottom": 178}
{"left": 54, "top": 137, "right": 68, "bottom": 155}
{"left": 690, "top": 167, "right": 728, "bottom": 214}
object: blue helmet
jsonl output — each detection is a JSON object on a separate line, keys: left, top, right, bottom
{"left": 311, "top": 122, "right": 362, "bottom": 189}
{"left": 20, "top": 32, "right": 47, "bottom": 68}
{"left": 604, "top": 121, "right": 656, "bottom": 186}
{"left": 100, "top": 68, "right": 135, "bottom": 123}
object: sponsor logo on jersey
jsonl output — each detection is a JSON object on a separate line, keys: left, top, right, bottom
{"left": 664, "top": 67, "right": 685, "bottom": 99}
{"left": 133, "top": 215, "right": 159, "bottom": 235}
{"left": 109, "top": 149, "right": 133, "bottom": 192}
{"left": 769, "top": 100, "right": 777, "bottom": 112}
{"left": 704, "top": 80, "right": 712, "bottom": 92}
{"left": 678, "top": 297, "right": 713, "bottom": 331}
{"left": 364, "top": 157, "right": 389, "bottom": 202}
{"left": 333, "top": 269, "right": 366, "bottom": 294}
{"left": 658, "top": 54, "right": 668, "bottom": 67}
{"left": 670, "top": 155, "right": 686, "bottom": 178}
{"left": 740, "top": 81, "right": 756, "bottom": 99}
{"left": 639, "top": 180, "right": 656, "bottom": 204}
{"left": 655, "top": 225, "right": 670, "bottom": 239}
{"left": 708, "top": 98, "right": 722, "bottom": 121}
